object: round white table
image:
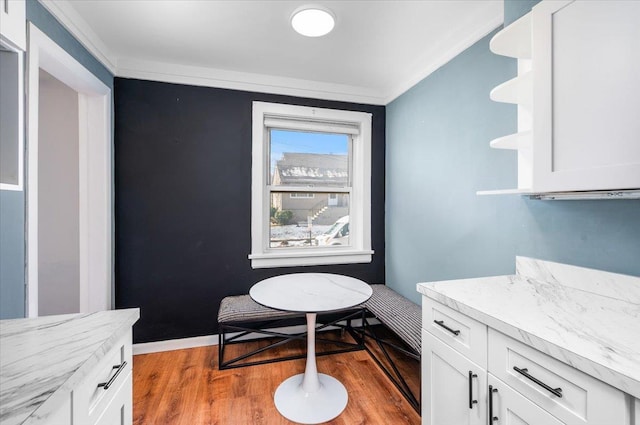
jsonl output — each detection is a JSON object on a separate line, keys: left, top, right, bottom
{"left": 250, "top": 273, "right": 372, "bottom": 424}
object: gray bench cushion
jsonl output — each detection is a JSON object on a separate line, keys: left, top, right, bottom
{"left": 365, "top": 284, "right": 421, "bottom": 353}
{"left": 218, "top": 295, "right": 298, "bottom": 324}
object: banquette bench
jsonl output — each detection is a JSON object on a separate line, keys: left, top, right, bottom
{"left": 217, "top": 284, "right": 421, "bottom": 412}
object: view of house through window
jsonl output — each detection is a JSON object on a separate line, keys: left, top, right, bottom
{"left": 269, "top": 129, "right": 351, "bottom": 248}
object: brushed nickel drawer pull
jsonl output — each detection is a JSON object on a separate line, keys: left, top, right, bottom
{"left": 513, "top": 366, "right": 563, "bottom": 398}
{"left": 98, "top": 361, "right": 127, "bottom": 390}
{"left": 434, "top": 320, "right": 460, "bottom": 336}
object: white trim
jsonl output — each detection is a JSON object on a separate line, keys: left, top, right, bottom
{"left": 133, "top": 334, "right": 220, "bottom": 355}
{"left": 35, "top": 0, "right": 502, "bottom": 106}
{"left": 132, "top": 318, "right": 378, "bottom": 355}
{"left": 250, "top": 102, "right": 372, "bottom": 269}
{"left": 0, "top": 44, "right": 24, "bottom": 191}
{"left": 26, "top": 23, "right": 112, "bottom": 316}
{"left": 38, "top": 0, "right": 118, "bottom": 74}
{"left": 250, "top": 251, "right": 374, "bottom": 269}
{"left": 384, "top": 16, "right": 503, "bottom": 104}
{"left": 117, "top": 57, "right": 386, "bottom": 105}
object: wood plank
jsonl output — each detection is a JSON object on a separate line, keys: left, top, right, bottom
{"left": 133, "top": 331, "right": 420, "bottom": 424}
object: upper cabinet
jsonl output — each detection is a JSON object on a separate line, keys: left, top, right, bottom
{"left": 0, "top": 0, "right": 26, "bottom": 51}
{"left": 483, "top": 0, "right": 640, "bottom": 195}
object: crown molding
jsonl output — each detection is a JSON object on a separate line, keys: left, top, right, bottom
{"left": 117, "top": 58, "right": 387, "bottom": 105}
{"left": 38, "top": 0, "right": 117, "bottom": 74}
{"left": 37, "top": 0, "right": 502, "bottom": 106}
{"left": 383, "top": 12, "right": 504, "bottom": 104}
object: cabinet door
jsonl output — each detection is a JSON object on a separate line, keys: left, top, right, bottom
{"left": 532, "top": 0, "right": 640, "bottom": 191}
{"left": 488, "top": 374, "right": 565, "bottom": 425}
{"left": 422, "top": 329, "right": 486, "bottom": 425}
{"left": 94, "top": 371, "right": 133, "bottom": 425}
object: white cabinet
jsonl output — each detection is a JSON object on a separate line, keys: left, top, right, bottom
{"left": 421, "top": 295, "right": 633, "bottom": 425}
{"left": 483, "top": 0, "right": 640, "bottom": 194}
{"left": 422, "top": 330, "right": 487, "bottom": 425}
{"left": 73, "top": 329, "right": 134, "bottom": 425}
{"left": 487, "top": 374, "right": 563, "bottom": 425}
{"left": 0, "top": 0, "right": 26, "bottom": 50}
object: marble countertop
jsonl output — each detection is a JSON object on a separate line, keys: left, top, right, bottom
{"left": 417, "top": 257, "right": 640, "bottom": 399}
{"left": 0, "top": 308, "right": 140, "bottom": 425}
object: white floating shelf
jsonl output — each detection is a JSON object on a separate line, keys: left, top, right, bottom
{"left": 490, "top": 71, "right": 532, "bottom": 107}
{"left": 477, "top": 189, "right": 640, "bottom": 199}
{"left": 477, "top": 188, "right": 532, "bottom": 196}
{"left": 489, "top": 131, "right": 532, "bottom": 150}
{"left": 490, "top": 14, "right": 532, "bottom": 59}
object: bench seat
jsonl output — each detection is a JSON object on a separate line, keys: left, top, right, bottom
{"left": 218, "top": 294, "right": 298, "bottom": 323}
{"left": 364, "top": 284, "right": 421, "bottom": 354}
{"left": 217, "top": 294, "right": 365, "bottom": 369}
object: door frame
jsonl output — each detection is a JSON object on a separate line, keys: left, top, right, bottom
{"left": 26, "top": 24, "right": 112, "bottom": 316}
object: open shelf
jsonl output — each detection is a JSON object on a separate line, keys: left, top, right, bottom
{"left": 489, "top": 131, "right": 532, "bottom": 150}
{"left": 490, "top": 71, "right": 532, "bottom": 107}
{"left": 477, "top": 189, "right": 640, "bottom": 200}
{"left": 476, "top": 188, "right": 532, "bottom": 196}
{"left": 490, "top": 13, "right": 532, "bottom": 59}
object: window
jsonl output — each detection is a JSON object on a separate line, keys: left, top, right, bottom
{"left": 250, "top": 101, "right": 372, "bottom": 268}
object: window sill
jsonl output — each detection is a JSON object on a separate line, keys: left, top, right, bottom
{"left": 248, "top": 249, "right": 374, "bottom": 269}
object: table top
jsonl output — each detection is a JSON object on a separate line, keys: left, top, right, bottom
{"left": 250, "top": 273, "right": 372, "bottom": 313}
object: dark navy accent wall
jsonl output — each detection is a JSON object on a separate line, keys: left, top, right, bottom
{"left": 386, "top": 26, "right": 640, "bottom": 304}
{"left": 114, "top": 78, "right": 385, "bottom": 343}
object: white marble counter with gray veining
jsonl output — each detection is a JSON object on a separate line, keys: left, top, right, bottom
{"left": 417, "top": 257, "right": 640, "bottom": 399}
{"left": 0, "top": 308, "right": 140, "bottom": 425}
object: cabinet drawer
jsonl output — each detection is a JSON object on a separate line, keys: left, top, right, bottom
{"left": 488, "top": 373, "right": 564, "bottom": 425}
{"left": 74, "top": 329, "right": 133, "bottom": 424}
{"left": 422, "top": 296, "right": 487, "bottom": 366}
{"left": 488, "top": 329, "right": 627, "bottom": 425}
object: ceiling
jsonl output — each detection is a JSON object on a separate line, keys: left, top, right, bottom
{"left": 43, "top": 0, "right": 503, "bottom": 104}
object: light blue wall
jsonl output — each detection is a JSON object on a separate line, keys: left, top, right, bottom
{"left": 26, "top": 0, "right": 113, "bottom": 88}
{"left": 504, "top": 0, "right": 541, "bottom": 26}
{"left": 0, "top": 191, "right": 25, "bottom": 319}
{"left": 0, "top": 0, "right": 114, "bottom": 319}
{"left": 385, "top": 28, "right": 640, "bottom": 304}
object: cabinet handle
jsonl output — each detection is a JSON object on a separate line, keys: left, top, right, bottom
{"left": 434, "top": 320, "right": 460, "bottom": 336}
{"left": 98, "top": 361, "right": 127, "bottom": 390}
{"left": 468, "top": 371, "right": 478, "bottom": 409}
{"left": 488, "top": 385, "right": 499, "bottom": 423}
{"left": 513, "top": 366, "right": 562, "bottom": 398}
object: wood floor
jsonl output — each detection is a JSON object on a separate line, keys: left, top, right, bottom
{"left": 133, "top": 329, "right": 421, "bottom": 424}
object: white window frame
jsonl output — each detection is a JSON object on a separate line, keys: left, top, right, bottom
{"left": 249, "top": 101, "right": 373, "bottom": 268}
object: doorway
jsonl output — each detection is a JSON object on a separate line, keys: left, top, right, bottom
{"left": 27, "top": 24, "right": 112, "bottom": 317}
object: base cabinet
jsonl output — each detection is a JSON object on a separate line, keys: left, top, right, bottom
{"left": 421, "top": 296, "right": 634, "bottom": 425}
{"left": 422, "top": 330, "right": 486, "bottom": 425}
{"left": 73, "top": 329, "right": 133, "bottom": 425}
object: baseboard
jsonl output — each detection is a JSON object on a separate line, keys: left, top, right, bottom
{"left": 132, "top": 318, "right": 379, "bottom": 355}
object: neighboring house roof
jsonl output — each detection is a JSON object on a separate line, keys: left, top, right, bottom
{"left": 273, "top": 153, "right": 348, "bottom": 186}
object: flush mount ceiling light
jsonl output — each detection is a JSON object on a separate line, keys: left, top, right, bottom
{"left": 290, "top": 5, "right": 336, "bottom": 37}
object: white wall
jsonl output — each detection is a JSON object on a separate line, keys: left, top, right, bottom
{"left": 38, "top": 69, "right": 80, "bottom": 316}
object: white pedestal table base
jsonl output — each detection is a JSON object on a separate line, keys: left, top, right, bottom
{"left": 274, "top": 373, "right": 348, "bottom": 424}
{"left": 273, "top": 312, "right": 348, "bottom": 424}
